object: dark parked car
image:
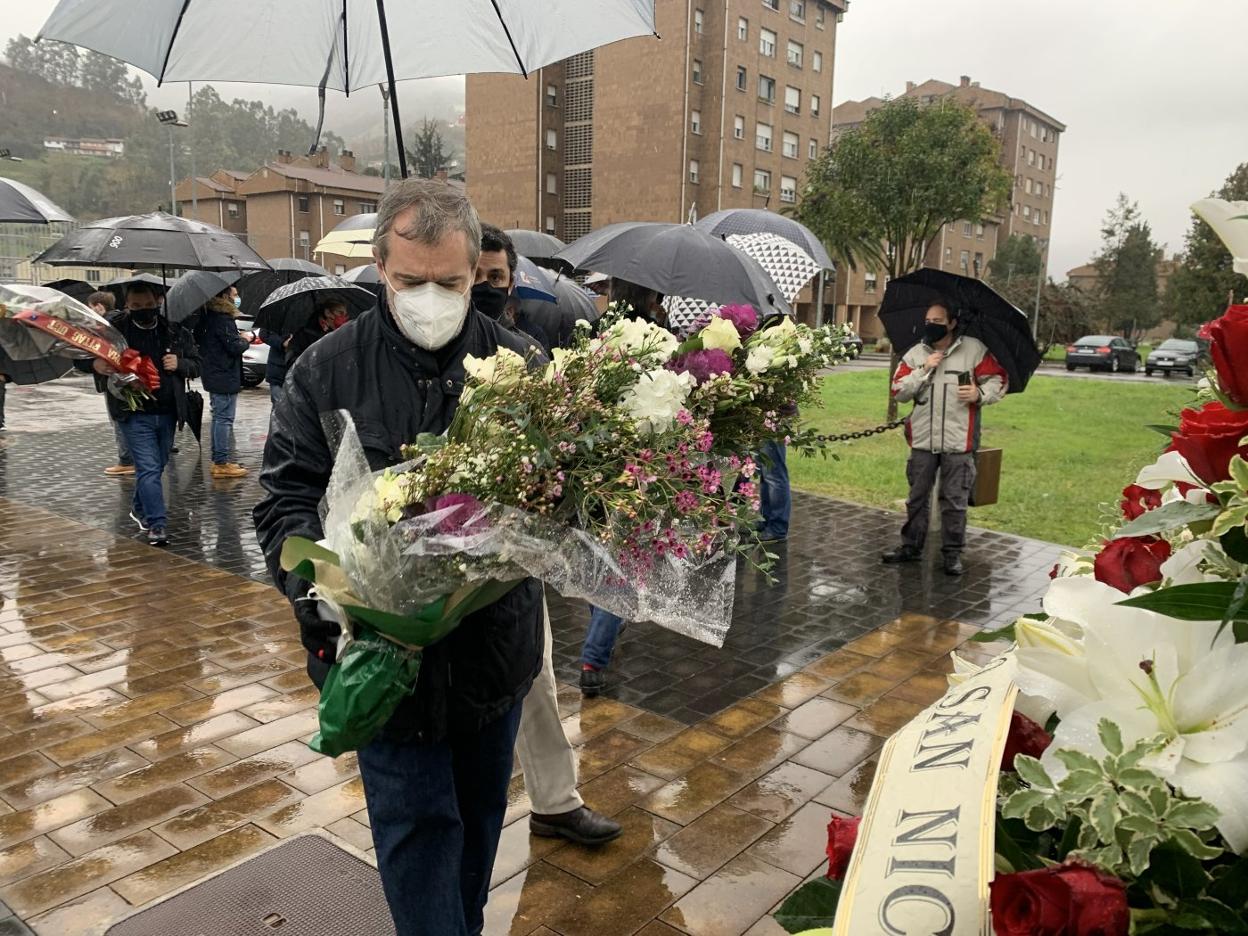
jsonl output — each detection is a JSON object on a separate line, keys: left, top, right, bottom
{"left": 1145, "top": 338, "right": 1203, "bottom": 377}
{"left": 237, "top": 317, "right": 268, "bottom": 387}
{"left": 1065, "top": 335, "right": 1138, "bottom": 373}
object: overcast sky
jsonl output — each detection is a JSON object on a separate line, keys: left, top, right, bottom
{"left": 6, "top": 1, "right": 1247, "bottom": 277}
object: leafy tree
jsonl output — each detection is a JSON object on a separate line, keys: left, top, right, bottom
{"left": 1164, "top": 163, "right": 1248, "bottom": 331}
{"left": 3, "top": 36, "right": 38, "bottom": 74}
{"left": 406, "top": 118, "right": 451, "bottom": 179}
{"left": 986, "top": 234, "right": 1043, "bottom": 283}
{"left": 79, "top": 50, "right": 130, "bottom": 98}
{"left": 1094, "top": 194, "right": 1162, "bottom": 337}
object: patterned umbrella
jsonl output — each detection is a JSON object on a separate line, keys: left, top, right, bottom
{"left": 695, "top": 208, "right": 834, "bottom": 270}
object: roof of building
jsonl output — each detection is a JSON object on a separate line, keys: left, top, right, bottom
{"left": 1067, "top": 263, "right": 1098, "bottom": 279}
{"left": 221, "top": 169, "right": 250, "bottom": 181}
{"left": 192, "top": 175, "right": 235, "bottom": 193}
{"left": 255, "top": 162, "right": 388, "bottom": 194}
{"left": 834, "top": 77, "right": 1066, "bottom": 132}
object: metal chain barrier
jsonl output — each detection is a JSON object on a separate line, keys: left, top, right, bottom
{"left": 812, "top": 417, "right": 908, "bottom": 444}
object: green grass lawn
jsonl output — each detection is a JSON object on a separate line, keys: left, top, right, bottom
{"left": 791, "top": 370, "right": 1192, "bottom": 546}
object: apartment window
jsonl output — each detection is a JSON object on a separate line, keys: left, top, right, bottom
{"left": 332, "top": 198, "right": 345, "bottom": 215}
{"left": 753, "top": 168, "right": 771, "bottom": 193}
{"left": 689, "top": 159, "right": 700, "bottom": 183}
{"left": 1039, "top": 154, "right": 1046, "bottom": 171}
{"left": 782, "top": 131, "right": 799, "bottom": 158}
{"left": 762, "top": 0, "right": 779, "bottom": 10}
{"left": 737, "top": 16, "right": 748, "bottom": 40}
{"left": 813, "top": 51, "right": 823, "bottom": 72}
{"left": 959, "top": 249, "right": 969, "bottom": 271}
{"left": 86, "top": 269, "right": 101, "bottom": 283}
{"left": 1024, "top": 178, "right": 1033, "bottom": 194}
{"left": 786, "top": 40, "right": 803, "bottom": 67}
{"left": 1023, "top": 205, "right": 1031, "bottom": 220}
{"left": 546, "top": 128, "right": 557, "bottom": 150}
{"left": 226, "top": 201, "right": 240, "bottom": 218}
{"left": 545, "top": 215, "right": 556, "bottom": 234}
{"left": 297, "top": 196, "right": 310, "bottom": 213}
{"left": 962, "top": 221, "right": 973, "bottom": 236}
{"left": 1041, "top": 126, "right": 1049, "bottom": 142}
{"left": 733, "top": 114, "right": 745, "bottom": 139}
{"left": 758, "top": 74, "right": 775, "bottom": 103}
{"left": 298, "top": 230, "right": 310, "bottom": 248}
{"left": 784, "top": 85, "right": 800, "bottom": 114}
{"left": 760, "top": 28, "right": 776, "bottom": 57}
{"left": 334, "top": 264, "right": 346, "bottom": 275}
{"left": 815, "top": 4, "right": 825, "bottom": 27}
{"left": 694, "top": 8, "right": 703, "bottom": 33}
{"left": 790, "top": 0, "right": 806, "bottom": 20}
{"left": 780, "top": 175, "right": 797, "bottom": 203}
{"left": 808, "top": 138, "right": 817, "bottom": 159}
{"left": 545, "top": 83, "right": 557, "bottom": 106}
{"left": 944, "top": 246, "right": 952, "bottom": 265}
{"left": 975, "top": 223, "right": 985, "bottom": 239}
{"left": 974, "top": 252, "right": 984, "bottom": 276}
{"left": 736, "top": 66, "right": 747, "bottom": 91}
{"left": 1030, "top": 121, "right": 1038, "bottom": 138}
{"left": 810, "top": 94, "right": 820, "bottom": 117}
{"left": 358, "top": 201, "right": 376, "bottom": 213}
{"left": 756, "top": 121, "right": 773, "bottom": 152}
{"left": 864, "top": 271, "right": 878, "bottom": 292}
{"left": 732, "top": 163, "right": 744, "bottom": 188}
{"left": 692, "top": 59, "right": 703, "bottom": 83}
{"left": 1027, "top": 148, "right": 1035, "bottom": 166}
{"left": 691, "top": 110, "right": 702, "bottom": 134}
{"left": 546, "top": 172, "right": 557, "bottom": 194}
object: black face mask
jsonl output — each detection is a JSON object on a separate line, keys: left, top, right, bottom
{"left": 922, "top": 322, "right": 949, "bottom": 345}
{"left": 129, "top": 307, "right": 159, "bottom": 327}
{"left": 471, "top": 282, "right": 510, "bottom": 320}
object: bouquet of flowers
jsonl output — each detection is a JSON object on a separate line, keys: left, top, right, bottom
{"left": 773, "top": 302, "right": 1248, "bottom": 935}
{"left": 283, "top": 306, "right": 849, "bottom": 756}
{"left": 0, "top": 283, "right": 160, "bottom": 407}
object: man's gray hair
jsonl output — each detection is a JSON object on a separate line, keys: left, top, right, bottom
{"left": 373, "top": 178, "right": 482, "bottom": 267}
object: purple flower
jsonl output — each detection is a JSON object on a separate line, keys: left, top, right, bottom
{"left": 671, "top": 348, "right": 734, "bottom": 385}
{"left": 430, "top": 493, "right": 487, "bottom": 536}
{"left": 716, "top": 304, "right": 759, "bottom": 338}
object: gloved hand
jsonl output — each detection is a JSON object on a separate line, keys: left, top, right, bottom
{"left": 287, "top": 577, "right": 340, "bottom": 664}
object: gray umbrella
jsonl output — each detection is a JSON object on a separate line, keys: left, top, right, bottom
{"left": 695, "top": 208, "right": 834, "bottom": 271}
{"left": 555, "top": 222, "right": 793, "bottom": 315}
{"left": 505, "top": 229, "right": 566, "bottom": 259}
{"left": 0, "top": 349, "right": 74, "bottom": 385}
{"left": 0, "top": 177, "right": 73, "bottom": 224}
{"left": 166, "top": 270, "right": 242, "bottom": 324}
{"left": 517, "top": 273, "right": 600, "bottom": 351}
{"left": 237, "top": 259, "right": 328, "bottom": 318}
{"left": 255, "top": 275, "right": 376, "bottom": 335}
{"left": 340, "top": 264, "right": 380, "bottom": 285}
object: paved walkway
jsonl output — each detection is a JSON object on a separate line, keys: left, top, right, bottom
{"left": 0, "top": 379, "right": 1054, "bottom": 935}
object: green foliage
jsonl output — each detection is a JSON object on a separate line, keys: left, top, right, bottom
{"left": 406, "top": 117, "right": 453, "bottom": 179}
{"left": 775, "top": 877, "right": 842, "bottom": 934}
{"left": 1095, "top": 194, "right": 1163, "bottom": 337}
{"left": 1165, "top": 163, "right": 1248, "bottom": 330}
{"left": 988, "top": 234, "right": 1044, "bottom": 280}
{"left": 795, "top": 96, "right": 1012, "bottom": 281}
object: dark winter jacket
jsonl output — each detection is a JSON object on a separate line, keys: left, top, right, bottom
{"left": 77, "top": 311, "right": 200, "bottom": 422}
{"left": 196, "top": 298, "right": 250, "bottom": 395}
{"left": 258, "top": 329, "right": 288, "bottom": 387}
{"left": 253, "top": 295, "right": 545, "bottom": 744}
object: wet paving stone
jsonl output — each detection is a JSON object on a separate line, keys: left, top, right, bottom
{"left": 652, "top": 803, "right": 775, "bottom": 880}
{"left": 660, "top": 853, "right": 801, "bottom": 936}
{"left": 546, "top": 806, "right": 681, "bottom": 886}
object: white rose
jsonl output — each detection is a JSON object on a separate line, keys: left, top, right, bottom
{"left": 621, "top": 369, "right": 694, "bottom": 433}
{"left": 745, "top": 346, "right": 774, "bottom": 374}
{"left": 700, "top": 316, "right": 742, "bottom": 353}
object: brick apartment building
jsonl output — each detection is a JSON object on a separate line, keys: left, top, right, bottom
{"left": 465, "top": 0, "right": 847, "bottom": 243}
{"left": 832, "top": 76, "right": 1065, "bottom": 339}
{"left": 175, "top": 148, "right": 383, "bottom": 272}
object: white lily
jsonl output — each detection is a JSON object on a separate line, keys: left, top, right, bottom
{"left": 1015, "top": 575, "right": 1248, "bottom": 853}
{"left": 1135, "top": 450, "right": 1206, "bottom": 492}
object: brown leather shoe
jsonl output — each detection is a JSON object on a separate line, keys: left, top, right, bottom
{"left": 211, "top": 462, "right": 248, "bottom": 479}
{"left": 104, "top": 464, "right": 135, "bottom": 476}
{"left": 530, "top": 806, "right": 622, "bottom": 846}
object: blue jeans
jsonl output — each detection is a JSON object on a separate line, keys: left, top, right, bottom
{"left": 758, "top": 439, "right": 791, "bottom": 539}
{"left": 581, "top": 605, "right": 624, "bottom": 669}
{"left": 357, "top": 704, "right": 523, "bottom": 936}
{"left": 112, "top": 418, "right": 132, "bottom": 466}
{"left": 209, "top": 391, "right": 238, "bottom": 465}
{"left": 120, "top": 413, "right": 176, "bottom": 529}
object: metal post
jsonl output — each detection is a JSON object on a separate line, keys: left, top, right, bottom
{"left": 381, "top": 84, "right": 391, "bottom": 184}
{"left": 167, "top": 126, "right": 177, "bottom": 215}
{"left": 814, "top": 270, "right": 825, "bottom": 327}
{"left": 1033, "top": 239, "right": 1048, "bottom": 336}
{"left": 188, "top": 82, "right": 196, "bottom": 218}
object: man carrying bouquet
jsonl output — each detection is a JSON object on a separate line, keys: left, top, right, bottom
{"left": 882, "top": 301, "right": 1007, "bottom": 576}
{"left": 254, "top": 179, "right": 545, "bottom": 936}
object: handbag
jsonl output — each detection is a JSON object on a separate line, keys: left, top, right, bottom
{"left": 969, "top": 447, "right": 1002, "bottom": 507}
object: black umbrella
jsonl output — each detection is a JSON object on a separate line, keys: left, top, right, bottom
{"left": 504, "top": 229, "right": 573, "bottom": 273}
{"left": 103, "top": 273, "right": 168, "bottom": 309}
{"left": 0, "top": 349, "right": 73, "bottom": 385}
{"left": 878, "top": 269, "right": 1042, "bottom": 393}
{"left": 516, "top": 273, "right": 600, "bottom": 350}
{"left": 695, "top": 208, "right": 834, "bottom": 270}
{"left": 0, "top": 177, "right": 74, "bottom": 224}
{"left": 35, "top": 211, "right": 269, "bottom": 273}
{"left": 340, "top": 264, "right": 380, "bottom": 285}
{"left": 166, "top": 270, "right": 242, "bottom": 324}
{"left": 237, "top": 258, "right": 328, "bottom": 318}
{"left": 43, "top": 278, "right": 95, "bottom": 304}
{"left": 555, "top": 222, "right": 792, "bottom": 315}
{"left": 255, "top": 276, "right": 376, "bottom": 335}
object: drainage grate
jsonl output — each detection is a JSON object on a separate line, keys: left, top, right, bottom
{"left": 106, "top": 835, "right": 395, "bottom": 936}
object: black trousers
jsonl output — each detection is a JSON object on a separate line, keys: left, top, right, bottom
{"left": 900, "top": 449, "right": 976, "bottom": 558}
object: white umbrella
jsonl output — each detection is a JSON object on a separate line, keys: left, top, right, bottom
{"left": 37, "top": 0, "right": 657, "bottom": 180}
{"left": 1191, "top": 198, "right": 1248, "bottom": 277}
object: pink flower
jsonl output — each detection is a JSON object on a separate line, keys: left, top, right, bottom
{"left": 696, "top": 430, "right": 715, "bottom": 453}
{"left": 430, "top": 493, "right": 487, "bottom": 536}
{"left": 670, "top": 348, "right": 735, "bottom": 385}
{"left": 738, "top": 481, "right": 757, "bottom": 500}
{"left": 675, "top": 490, "right": 700, "bottom": 514}
{"left": 676, "top": 409, "right": 693, "bottom": 426}
{"left": 716, "top": 304, "right": 759, "bottom": 338}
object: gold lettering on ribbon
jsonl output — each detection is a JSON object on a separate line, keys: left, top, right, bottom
{"left": 11, "top": 309, "right": 125, "bottom": 367}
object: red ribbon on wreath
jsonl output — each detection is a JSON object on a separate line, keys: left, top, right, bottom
{"left": 117, "top": 348, "right": 161, "bottom": 392}
{"left": 9, "top": 307, "right": 159, "bottom": 391}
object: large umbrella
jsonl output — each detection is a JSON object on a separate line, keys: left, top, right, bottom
{"left": 237, "top": 258, "right": 329, "bottom": 318}
{"left": 0, "top": 177, "right": 74, "bottom": 224}
{"left": 44, "top": 278, "right": 95, "bottom": 304}
{"left": 505, "top": 230, "right": 570, "bottom": 270}
{"left": 37, "top": 1, "right": 658, "bottom": 181}
{"left": 255, "top": 275, "right": 376, "bottom": 335}
{"left": 340, "top": 264, "right": 380, "bottom": 285}
{"left": 0, "top": 348, "right": 74, "bottom": 385}
{"left": 36, "top": 212, "right": 269, "bottom": 273}
{"left": 166, "top": 270, "right": 242, "bottom": 324}
{"left": 664, "top": 232, "right": 820, "bottom": 335}
{"left": 514, "top": 256, "right": 557, "bottom": 302}
{"left": 104, "top": 273, "right": 168, "bottom": 308}
{"left": 877, "top": 269, "right": 1041, "bottom": 393}
{"left": 695, "top": 208, "right": 834, "bottom": 271}
{"left": 314, "top": 213, "right": 376, "bottom": 259}
{"left": 1191, "top": 198, "right": 1248, "bottom": 277}
{"left": 517, "top": 273, "right": 600, "bottom": 350}
{"left": 0, "top": 284, "right": 125, "bottom": 363}
{"left": 555, "top": 222, "right": 792, "bottom": 315}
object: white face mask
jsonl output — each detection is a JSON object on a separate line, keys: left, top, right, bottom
{"left": 382, "top": 273, "right": 470, "bottom": 350}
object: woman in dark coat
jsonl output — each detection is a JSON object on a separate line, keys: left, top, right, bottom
{"left": 197, "top": 287, "right": 252, "bottom": 478}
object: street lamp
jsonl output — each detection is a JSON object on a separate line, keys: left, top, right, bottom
{"left": 156, "top": 110, "right": 188, "bottom": 215}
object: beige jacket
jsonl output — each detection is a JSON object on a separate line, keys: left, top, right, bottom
{"left": 891, "top": 335, "right": 1008, "bottom": 453}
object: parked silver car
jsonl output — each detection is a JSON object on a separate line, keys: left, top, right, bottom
{"left": 237, "top": 317, "right": 268, "bottom": 387}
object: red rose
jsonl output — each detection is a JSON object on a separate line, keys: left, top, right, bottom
{"left": 1208, "top": 304, "right": 1248, "bottom": 406}
{"left": 825, "top": 815, "right": 860, "bottom": 880}
{"left": 1001, "top": 711, "right": 1052, "bottom": 770}
{"left": 1171, "top": 401, "right": 1248, "bottom": 485}
{"left": 1119, "top": 483, "right": 1162, "bottom": 521}
{"left": 1093, "top": 536, "right": 1171, "bottom": 593}
{"left": 990, "top": 863, "right": 1129, "bottom": 936}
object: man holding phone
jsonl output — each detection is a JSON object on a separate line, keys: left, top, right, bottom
{"left": 882, "top": 301, "right": 1008, "bottom": 575}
